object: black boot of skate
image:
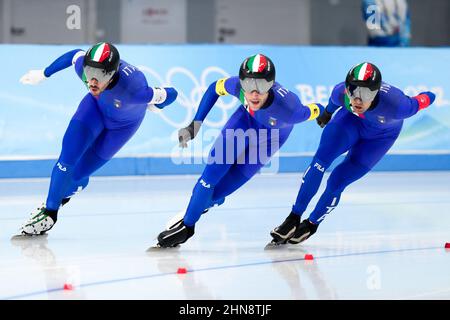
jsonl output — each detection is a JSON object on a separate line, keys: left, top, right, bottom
{"left": 157, "top": 220, "right": 195, "bottom": 248}
{"left": 287, "top": 219, "right": 318, "bottom": 244}
{"left": 269, "top": 211, "right": 301, "bottom": 245}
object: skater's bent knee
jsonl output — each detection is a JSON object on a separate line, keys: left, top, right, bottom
{"left": 326, "top": 159, "right": 370, "bottom": 192}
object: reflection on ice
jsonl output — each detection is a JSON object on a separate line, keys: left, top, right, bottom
{"left": 0, "top": 172, "right": 449, "bottom": 299}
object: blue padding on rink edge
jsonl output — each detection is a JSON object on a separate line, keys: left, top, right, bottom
{"left": 0, "top": 154, "right": 450, "bottom": 178}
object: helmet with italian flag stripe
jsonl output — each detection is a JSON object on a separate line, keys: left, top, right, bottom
{"left": 239, "top": 54, "right": 275, "bottom": 94}
{"left": 83, "top": 42, "right": 120, "bottom": 84}
{"left": 345, "top": 62, "right": 381, "bottom": 102}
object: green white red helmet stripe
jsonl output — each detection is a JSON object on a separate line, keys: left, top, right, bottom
{"left": 246, "top": 54, "right": 267, "bottom": 73}
{"left": 90, "top": 42, "right": 110, "bottom": 63}
{"left": 353, "top": 62, "right": 373, "bottom": 81}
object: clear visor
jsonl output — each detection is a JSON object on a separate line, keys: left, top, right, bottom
{"left": 347, "top": 85, "right": 378, "bottom": 103}
{"left": 83, "top": 65, "right": 115, "bottom": 84}
{"left": 240, "top": 78, "right": 274, "bottom": 94}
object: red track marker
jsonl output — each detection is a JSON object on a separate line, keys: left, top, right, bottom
{"left": 177, "top": 267, "right": 187, "bottom": 274}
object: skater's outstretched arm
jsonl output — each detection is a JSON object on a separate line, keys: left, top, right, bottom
{"left": 193, "top": 76, "right": 241, "bottom": 122}
{"left": 177, "top": 81, "right": 222, "bottom": 148}
{"left": 286, "top": 93, "right": 324, "bottom": 124}
{"left": 132, "top": 86, "right": 178, "bottom": 110}
{"left": 44, "top": 49, "right": 85, "bottom": 77}
{"left": 178, "top": 77, "right": 240, "bottom": 148}
{"left": 192, "top": 81, "right": 221, "bottom": 122}
{"left": 315, "top": 83, "right": 344, "bottom": 128}
{"left": 324, "top": 95, "right": 342, "bottom": 114}
{"left": 391, "top": 87, "right": 435, "bottom": 119}
{"left": 20, "top": 49, "right": 84, "bottom": 85}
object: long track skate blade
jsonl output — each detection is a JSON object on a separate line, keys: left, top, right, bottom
{"left": 264, "top": 240, "right": 288, "bottom": 250}
{"left": 10, "top": 233, "right": 48, "bottom": 242}
{"left": 146, "top": 243, "right": 180, "bottom": 252}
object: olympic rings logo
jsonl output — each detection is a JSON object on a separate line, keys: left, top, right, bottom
{"left": 138, "top": 65, "right": 240, "bottom": 128}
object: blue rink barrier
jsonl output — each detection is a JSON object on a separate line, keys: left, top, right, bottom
{"left": 1, "top": 154, "right": 449, "bottom": 178}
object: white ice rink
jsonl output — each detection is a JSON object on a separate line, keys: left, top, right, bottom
{"left": 0, "top": 172, "right": 449, "bottom": 300}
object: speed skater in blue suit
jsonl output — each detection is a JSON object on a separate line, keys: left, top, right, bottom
{"left": 154, "top": 54, "right": 324, "bottom": 248}
{"left": 17, "top": 42, "right": 177, "bottom": 236}
{"left": 269, "top": 62, "right": 436, "bottom": 246}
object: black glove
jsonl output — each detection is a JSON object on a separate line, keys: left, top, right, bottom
{"left": 178, "top": 120, "right": 202, "bottom": 148}
{"left": 316, "top": 110, "right": 332, "bottom": 128}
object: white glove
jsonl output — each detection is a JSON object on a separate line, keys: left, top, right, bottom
{"left": 147, "top": 104, "right": 162, "bottom": 113}
{"left": 19, "top": 69, "right": 47, "bottom": 85}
